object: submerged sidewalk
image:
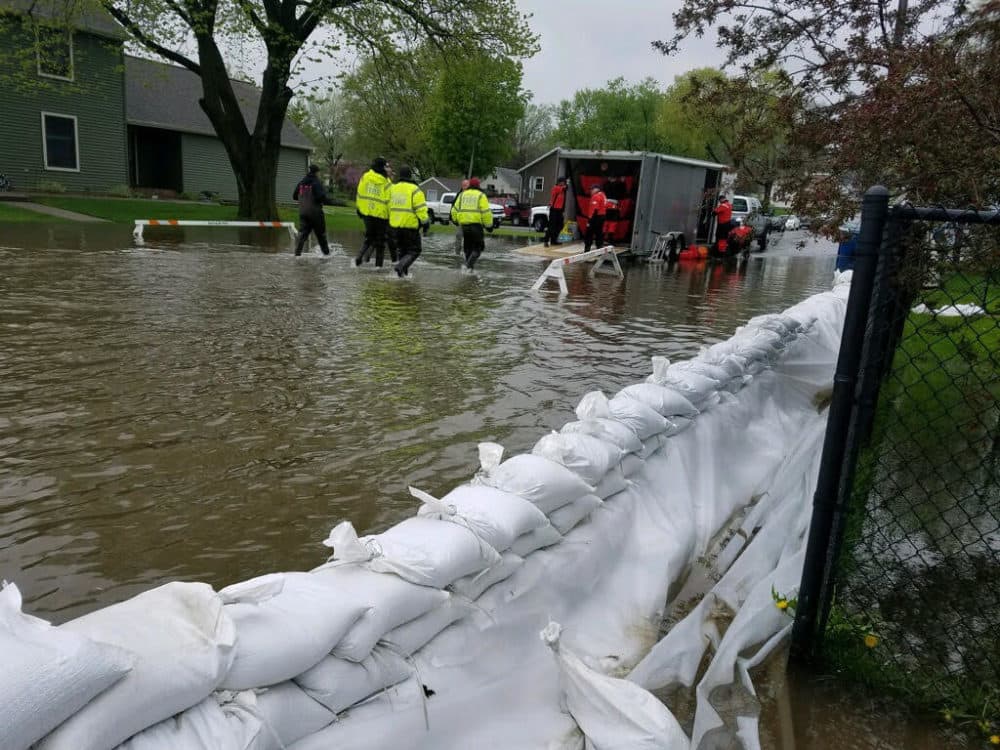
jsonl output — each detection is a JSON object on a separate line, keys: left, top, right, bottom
{"left": 14, "top": 202, "right": 109, "bottom": 222}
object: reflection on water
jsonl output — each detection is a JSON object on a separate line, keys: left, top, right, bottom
{"left": 0, "top": 223, "right": 836, "bottom": 620}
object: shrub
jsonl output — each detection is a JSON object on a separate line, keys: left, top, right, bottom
{"left": 107, "top": 184, "right": 132, "bottom": 198}
{"left": 36, "top": 179, "right": 65, "bottom": 193}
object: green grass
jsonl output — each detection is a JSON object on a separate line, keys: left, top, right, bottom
{"left": 0, "top": 201, "right": 71, "bottom": 223}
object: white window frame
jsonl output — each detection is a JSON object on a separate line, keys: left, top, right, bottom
{"left": 532, "top": 176, "right": 544, "bottom": 192}
{"left": 41, "top": 112, "right": 81, "bottom": 172}
{"left": 36, "top": 29, "right": 75, "bottom": 82}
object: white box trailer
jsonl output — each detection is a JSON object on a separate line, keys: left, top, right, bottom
{"left": 517, "top": 148, "right": 726, "bottom": 255}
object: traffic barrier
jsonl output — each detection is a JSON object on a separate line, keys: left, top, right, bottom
{"left": 133, "top": 220, "right": 298, "bottom": 246}
{"left": 529, "top": 245, "right": 624, "bottom": 295}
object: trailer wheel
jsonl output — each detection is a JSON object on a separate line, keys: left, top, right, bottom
{"left": 532, "top": 216, "right": 547, "bottom": 232}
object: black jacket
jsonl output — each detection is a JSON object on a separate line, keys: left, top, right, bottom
{"left": 293, "top": 174, "right": 331, "bottom": 215}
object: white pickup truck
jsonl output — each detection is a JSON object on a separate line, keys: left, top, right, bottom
{"left": 426, "top": 192, "right": 503, "bottom": 228}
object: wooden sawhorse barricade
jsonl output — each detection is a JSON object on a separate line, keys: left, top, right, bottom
{"left": 529, "top": 245, "right": 624, "bottom": 295}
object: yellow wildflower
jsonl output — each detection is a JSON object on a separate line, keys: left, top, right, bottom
{"left": 863, "top": 633, "right": 879, "bottom": 648}
{"left": 775, "top": 599, "right": 789, "bottom": 611}
{"left": 989, "top": 734, "right": 999, "bottom": 745}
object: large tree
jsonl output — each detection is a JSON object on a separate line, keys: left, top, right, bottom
{"left": 507, "top": 101, "right": 555, "bottom": 169}
{"left": 553, "top": 77, "right": 667, "bottom": 152}
{"left": 288, "top": 92, "right": 350, "bottom": 186}
{"left": 94, "top": 0, "right": 535, "bottom": 218}
{"left": 656, "top": 0, "right": 1000, "bottom": 220}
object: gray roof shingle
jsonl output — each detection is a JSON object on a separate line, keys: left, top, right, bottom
{"left": 125, "top": 56, "right": 312, "bottom": 150}
{"left": 0, "top": 0, "right": 126, "bottom": 39}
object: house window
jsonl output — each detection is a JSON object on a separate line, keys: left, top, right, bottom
{"left": 532, "top": 176, "right": 544, "bottom": 192}
{"left": 42, "top": 113, "right": 79, "bottom": 171}
{"left": 37, "top": 27, "right": 74, "bottom": 81}
{"left": 426, "top": 189, "right": 439, "bottom": 202}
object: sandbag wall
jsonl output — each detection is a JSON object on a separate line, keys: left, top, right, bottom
{"left": 2, "top": 276, "right": 851, "bottom": 750}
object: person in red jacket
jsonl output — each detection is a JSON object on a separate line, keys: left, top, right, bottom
{"left": 583, "top": 183, "right": 607, "bottom": 251}
{"left": 714, "top": 196, "right": 733, "bottom": 251}
{"left": 544, "top": 176, "right": 568, "bottom": 247}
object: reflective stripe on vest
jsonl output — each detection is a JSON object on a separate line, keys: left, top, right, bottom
{"left": 356, "top": 170, "right": 391, "bottom": 219}
{"left": 389, "top": 183, "right": 428, "bottom": 229}
{"left": 451, "top": 189, "right": 492, "bottom": 226}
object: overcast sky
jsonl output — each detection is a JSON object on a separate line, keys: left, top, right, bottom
{"left": 516, "top": 0, "right": 725, "bottom": 104}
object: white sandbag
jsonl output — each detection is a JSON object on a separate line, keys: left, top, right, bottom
{"left": 600, "top": 394, "right": 667, "bottom": 440}
{"left": 294, "top": 647, "right": 411, "bottom": 714}
{"left": 232, "top": 682, "right": 335, "bottom": 750}
{"left": 561, "top": 418, "right": 643, "bottom": 455}
{"left": 532, "top": 432, "right": 624, "bottom": 487}
{"left": 636, "top": 433, "right": 665, "bottom": 459}
{"left": 667, "top": 358, "right": 731, "bottom": 384}
{"left": 594, "top": 466, "right": 628, "bottom": 499}
{"left": 413, "top": 484, "right": 548, "bottom": 552}
{"left": 474, "top": 448, "right": 592, "bottom": 514}
{"left": 509, "top": 522, "right": 563, "bottom": 557}
{"left": 379, "top": 595, "right": 472, "bottom": 656}
{"left": 620, "top": 454, "right": 644, "bottom": 478}
{"left": 548, "top": 494, "right": 603, "bottom": 535}
{"left": 646, "top": 357, "right": 719, "bottom": 406}
{"left": 541, "top": 622, "right": 688, "bottom": 750}
{"left": 219, "top": 572, "right": 369, "bottom": 690}
{"left": 117, "top": 696, "right": 260, "bottom": 750}
{"left": 665, "top": 416, "right": 694, "bottom": 436}
{"left": 0, "top": 583, "right": 133, "bottom": 750}
{"left": 616, "top": 382, "right": 699, "bottom": 419}
{"left": 323, "top": 517, "right": 500, "bottom": 589}
{"left": 39, "top": 582, "right": 236, "bottom": 750}
{"left": 310, "top": 564, "right": 447, "bottom": 662}
{"left": 448, "top": 551, "right": 524, "bottom": 601}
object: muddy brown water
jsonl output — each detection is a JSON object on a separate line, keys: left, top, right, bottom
{"left": 0, "top": 223, "right": 836, "bottom": 621}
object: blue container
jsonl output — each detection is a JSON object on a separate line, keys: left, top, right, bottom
{"left": 835, "top": 219, "right": 861, "bottom": 271}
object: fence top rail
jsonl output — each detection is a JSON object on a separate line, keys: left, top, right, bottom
{"left": 889, "top": 204, "right": 1000, "bottom": 225}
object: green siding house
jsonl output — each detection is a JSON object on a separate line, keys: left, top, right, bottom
{"left": 0, "top": 1, "right": 311, "bottom": 200}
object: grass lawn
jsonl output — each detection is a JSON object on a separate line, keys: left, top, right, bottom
{"left": 17, "top": 196, "right": 545, "bottom": 241}
{"left": 0, "top": 202, "right": 72, "bottom": 223}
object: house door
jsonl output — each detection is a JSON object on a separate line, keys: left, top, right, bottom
{"left": 128, "top": 126, "right": 183, "bottom": 194}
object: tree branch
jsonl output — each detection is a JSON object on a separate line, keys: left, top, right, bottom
{"left": 101, "top": 2, "right": 201, "bottom": 73}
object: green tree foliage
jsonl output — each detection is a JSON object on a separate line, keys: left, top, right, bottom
{"left": 553, "top": 77, "right": 666, "bottom": 152}
{"left": 656, "top": 68, "right": 725, "bottom": 160}
{"left": 655, "top": 0, "right": 1000, "bottom": 220}
{"left": 30, "top": 0, "right": 538, "bottom": 219}
{"left": 508, "top": 101, "right": 556, "bottom": 168}
{"left": 426, "top": 54, "right": 527, "bottom": 176}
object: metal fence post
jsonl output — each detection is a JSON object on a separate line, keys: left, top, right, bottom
{"left": 790, "top": 186, "right": 890, "bottom": 663}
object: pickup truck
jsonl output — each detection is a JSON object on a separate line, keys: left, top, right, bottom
{"left": 426, "top": 192, "right": 503, "bottom": 228}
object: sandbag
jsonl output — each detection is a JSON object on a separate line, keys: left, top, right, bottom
{"left": 615, "top": 383, "right": 699, "bottom": 420}
{"left": 474, "top": 448, "right": 593, "bottom": 514}
{"left": 379, "top": 595, "right": 472, "bottom": 656}
{"left": 232, "top": 682, "right": 335, "bottom": 750}
{"left": 594, "top": 466, "right": 628, "bottom": 499}
{"left": 39, "top": 582, "right": 236, "bottom": 750}
{"left": 620, "top": 454, "right": 644, "bottom": 478}
{"left": 219, "top": 572, "right": 369, "bottom": 690}
{"left": 116, "top": 696, "right": 260, "bottom": 750}
{"left": 413, "top": 484, "right": 549, "bottom": 552}
{"left": 639, "top": 362, "right": 715, "bottom": 409}
{"left": 548, "top": 494, "right": 603, "bottom": 535}
{"left": 0, "top": 583, "right": 133, "bottom": 750}
{"left": 310, "top": 564, "right": 447, "bottom": 662}
{"left": 636, "top": 433, "right": 665, "bottom": 460}
{"left": 541, "top": 622, "right": 688, "bottom": 750}
{"left": 448, "top": 551, "right": 524, "bottom": 601}
{"left": 532, "top": 432, "right": 624, "bottom": 487}
{"left": 323, "top": 516, "right": 500, "bottom": 589}
{"left": 561, "top": 418, "right": 643, "bottom": 455}
{"left": 509, "top": 522, "right": 563, "bottom": 557}
{"left": 294, "top": 647, "right": 411, "bottom": 714}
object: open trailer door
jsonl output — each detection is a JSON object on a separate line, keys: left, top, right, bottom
{"left": 631, "top": 154, "right": 661, "bottom": 255}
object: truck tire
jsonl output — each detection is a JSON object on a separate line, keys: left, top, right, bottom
{"left": 532, "top": 216, "right": 547, "bottom": 233}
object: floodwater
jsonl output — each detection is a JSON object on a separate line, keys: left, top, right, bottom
{"left": 0, "top": 224, "right": 836, "bottom": 621}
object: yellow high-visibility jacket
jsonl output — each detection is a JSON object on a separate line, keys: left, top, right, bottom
{"left": 450, "top": 188, "right": 492, "bottom": 227}
{"left": 389, "top": 182, "right": 429, "bottom": 229}
{"left": 356, "top": 169, "right": 391, "bottom": 219}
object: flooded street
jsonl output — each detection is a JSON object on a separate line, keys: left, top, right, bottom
{"left": 0, "top": 224, "right": 836, "bottom": 621}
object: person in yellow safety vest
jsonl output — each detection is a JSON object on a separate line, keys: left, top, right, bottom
{"left": 449, "top": 176, "right": 494, "bottom": 270}
{"left": 354, "top": 156, "right": 396, "bottom": 268}
{"left": 389, "top": 165, "right": 429, "bottom": 277}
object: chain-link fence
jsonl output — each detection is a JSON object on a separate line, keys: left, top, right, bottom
{"left": 791, "top": 187, "right": 1000, "bottom": 728}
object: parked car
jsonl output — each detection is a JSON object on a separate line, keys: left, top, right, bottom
{"left": 426, "top": 192, "right": 502, "bottom": 228}
{"left": 766, "top": 212, "right": 788, "bottom": 232}
{"left": 784, "top": 215, "right": 802, "bottom": 230}
{"left": 730, "top": 194, "right": 770, "bottom": 251}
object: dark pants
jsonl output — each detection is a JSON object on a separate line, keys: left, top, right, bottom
{"left": 356, "top": 216, "right": 396, "bottom": 266}
{"left": 461, "top": 224, "right": 485, "bottom": 269}
{"left": 583, "top": 215, "right": 605, "bottom": 251}
{"left": 295, "top": 212, "right": 330, "bottom": 256}
{"left": 716, "top": 221, "right": 732, "bottom": 249}
{"left": 545, "top": 209, "right": 564, "bottom": 246}
{"left": 393, "top": 228, "right": 422, "bottom": 276}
